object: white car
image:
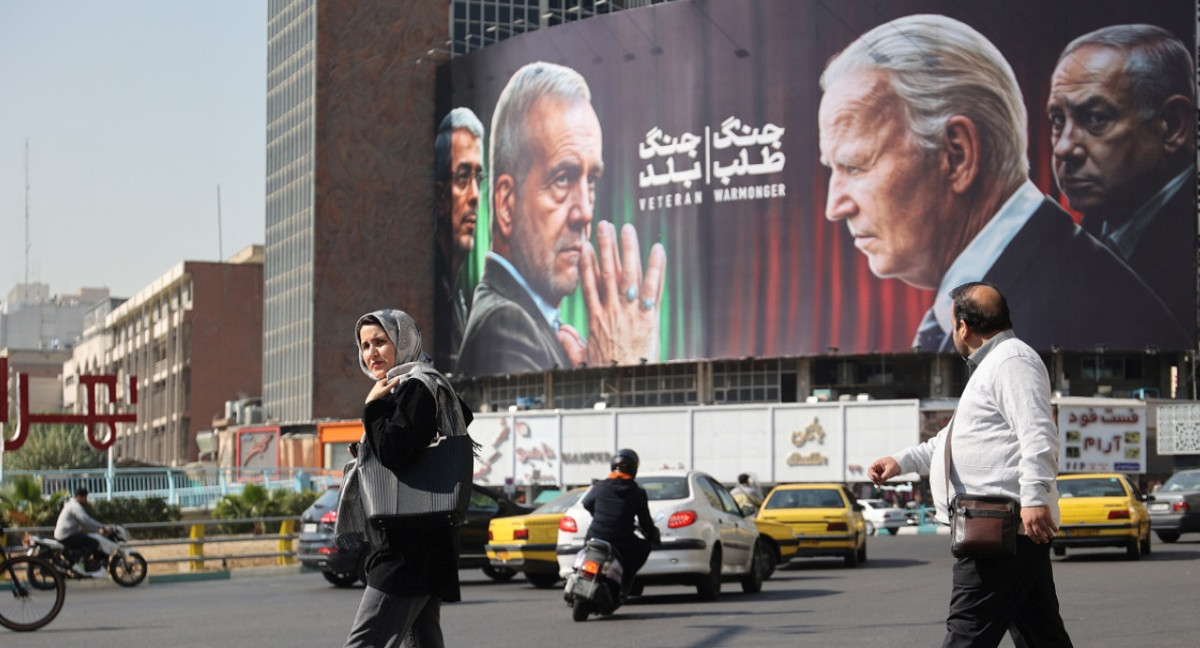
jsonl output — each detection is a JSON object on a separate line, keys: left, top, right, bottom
{"left": 858, "top": 499, "right": 907, "bottom": 535}
{"left": 556, "top": 470, "right": 765, "bottom": 600}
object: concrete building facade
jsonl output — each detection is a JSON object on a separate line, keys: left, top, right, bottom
{"left": 102, "top": 246, "right": 265, "bottom": 466}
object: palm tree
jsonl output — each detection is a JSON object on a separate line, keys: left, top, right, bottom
{"left": 0, "top": 475, "right": 68, "bottom": 527}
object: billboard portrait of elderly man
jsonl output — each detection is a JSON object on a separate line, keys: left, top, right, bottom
{"left": 817, "top": 14, "right": 1188, "bottom": 353}
{"left": 433, "top": 107, "right": 486, "bottom": 371}
{"left": 1048, "top": 24, "right": 1196, "bottom": 332}
{"left": 456, "top": 61, "right": 666, "bottom": 376}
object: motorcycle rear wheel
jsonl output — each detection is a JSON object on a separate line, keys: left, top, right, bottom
{"left": 23, "top": 553, "right": 60, "bottom": 591}
{"left": 571, "top": 599, "right": 591, "bottom": 622}
{"left": 110, "top": 552, "right": 148, "bottom": 587}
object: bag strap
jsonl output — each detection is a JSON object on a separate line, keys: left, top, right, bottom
{"left": 942, "top": 415, "right": 956, "bottom": 509}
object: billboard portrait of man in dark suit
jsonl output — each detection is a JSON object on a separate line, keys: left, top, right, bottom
{"left": 817, "top": 14, "right": 1188, "bottom": 353}
{"left": 1048, "top": 24, "right": 1197, "bottom": 335}
{"left": 456, "top": 61, "right": 667, "bottom": 377}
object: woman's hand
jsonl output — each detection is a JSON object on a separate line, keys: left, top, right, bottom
{"left": 366, "top": 376, "right": 400, "bottom": 404}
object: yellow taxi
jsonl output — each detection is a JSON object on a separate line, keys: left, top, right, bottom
{"left": 1055, "top": 473, "right": 1152, "bottom": 560}
{"left": 486, "top": 488, "right": 588, "bottom": 588}
{"left": 752, "top": 518, "right": 800, "bottom": 577}
{"left": 756, "top": 483, "right": 867, "bottom": 567}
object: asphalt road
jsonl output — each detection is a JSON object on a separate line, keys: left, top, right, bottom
{"left": 12, "top": 533, "right": 1199, "bottom": 648}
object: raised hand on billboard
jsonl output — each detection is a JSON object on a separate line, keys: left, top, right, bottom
{"left": 578, "top": 220, "right": 666, "bottom": 366}
{"left": 557, "top": 322, "right": 587, "bottom": 368}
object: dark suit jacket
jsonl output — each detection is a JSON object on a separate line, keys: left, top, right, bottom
{"left": 455, "top": 256, "right": 572, "bottom": 376}
{"left": 1120, "top": 183, "right": 1197, "bottom": 339}
{"left": 923, "top": 198, "right": 1190, "bottom": 353}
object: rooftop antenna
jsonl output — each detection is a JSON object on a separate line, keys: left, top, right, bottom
{"left": 216, "top": 184, "right": 224, "bottom": 261}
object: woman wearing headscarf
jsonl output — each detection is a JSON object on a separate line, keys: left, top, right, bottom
{"left": 344, "top": 309, "right": 473, "bottom": 648}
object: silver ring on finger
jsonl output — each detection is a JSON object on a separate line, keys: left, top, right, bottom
{"left": 625, "top": 286, "right": 639, "bottom": 302}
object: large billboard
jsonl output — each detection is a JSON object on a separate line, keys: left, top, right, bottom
{"left": 433, "top": 0, "right": 1197, "bottom": 377}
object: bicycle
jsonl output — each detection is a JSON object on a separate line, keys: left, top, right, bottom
{"left": 0, "top": 524, "right": 65, "bottom": 631}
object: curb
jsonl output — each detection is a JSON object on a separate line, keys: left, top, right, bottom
{"left": 895, "top": 524, "right": 950, "bottom": 535}
{"left": 147, "top": 565, "right": 303, "bottom": 585}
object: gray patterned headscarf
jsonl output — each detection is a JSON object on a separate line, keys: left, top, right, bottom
{"left": 354, "top": 309, "right": 431, "bottom": 380}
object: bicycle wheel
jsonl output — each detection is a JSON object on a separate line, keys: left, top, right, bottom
{"left": 0, "top": 555, "right": 66, "bottom": 632}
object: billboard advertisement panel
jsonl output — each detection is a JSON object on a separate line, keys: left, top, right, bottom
{"left": 1057, "top": 398, "right": 1147, "bottom": 473}
{"left": 434, "top": 0, "right": 1197, "bottom": 377}
{"left": 468, "top": 400, "right": 918, "bottom": 486}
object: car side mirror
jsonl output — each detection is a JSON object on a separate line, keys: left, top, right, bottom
{"left": 1143, "top": 494, "right": 1154, "bottom": 502}
{"left": 740, "top": 504, "right": 757, "bottom": 517}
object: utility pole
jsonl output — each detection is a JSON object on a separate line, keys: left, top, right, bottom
{"left": 24, "top": 139, "right": 31, "bottom": 291}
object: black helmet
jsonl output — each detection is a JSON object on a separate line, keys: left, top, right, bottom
{"left": 611, "top": 448, "right": 640, "bottom": 478}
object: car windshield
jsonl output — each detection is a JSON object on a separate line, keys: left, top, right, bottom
{"left": 534, "top": 489, "right": 585, "bottom": 514}
{"left": 639, "top": 477, "right": 690, "bottom": 501}
{"left": 862, "top": 500, "right": 888, "bottom": 509}
{"left": 765, "top": 489, "right": 845, "bottom": 509}
{"left": 1162, "top": 472, "right": 1200, "bottom": 492}
{"left": 1058, "top": 478, "right": 1126, "bottom": 498}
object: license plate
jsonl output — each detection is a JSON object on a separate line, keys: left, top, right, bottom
{"left": 302, "top": 523, "right": 317, "bottom": 533}
{"left": 1149, "top": 503, "right": 1169, "bottom": 512}
{"left": 1065, "top": 528, "right": 1098, "bottom": 537}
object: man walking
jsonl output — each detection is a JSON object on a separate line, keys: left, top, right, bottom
{"left": 868, "top": 282, "right": 1073, "bottom": 647}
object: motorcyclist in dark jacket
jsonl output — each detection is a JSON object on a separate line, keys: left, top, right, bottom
{"left": 582, "top": 449, "right": 661, "bottom": 594}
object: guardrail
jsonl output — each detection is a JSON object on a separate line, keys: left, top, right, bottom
{"left": 4, "top": 516, "right": 302, "bottom": 571}
{"left": 1, "top": 468, "right": 341, "bottom": 509}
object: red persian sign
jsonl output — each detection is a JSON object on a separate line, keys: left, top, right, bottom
{"left": 0, "top": 357, "right": 138, "bottom": 452}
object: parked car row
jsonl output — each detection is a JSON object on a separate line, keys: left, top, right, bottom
{"left": 296, "top": 483, "right": 533, "bottom": 587}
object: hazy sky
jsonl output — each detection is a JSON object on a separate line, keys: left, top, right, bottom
{"left": 0, "top": 0, "right": 266, "bottom": 301}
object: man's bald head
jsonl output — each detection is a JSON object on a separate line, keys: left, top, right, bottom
{"left": 951, "top": 281, "right": 1012, "bottom": 336}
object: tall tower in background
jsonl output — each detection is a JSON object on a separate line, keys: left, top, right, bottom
{"left": 262, "top": 0, "right": 446, "bottom": 422}
{"left": 263, "top": 0, "right": 317, "bottom": 422}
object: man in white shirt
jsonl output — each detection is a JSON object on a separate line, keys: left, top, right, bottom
{"left": 869, "top": 282, "right": 1072, "bottom": 647}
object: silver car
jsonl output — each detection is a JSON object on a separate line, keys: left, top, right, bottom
{"left": 1148, "top": 469, "right": 1200, "bottom": 543}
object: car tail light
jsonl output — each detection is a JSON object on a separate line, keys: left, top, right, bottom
{"left": 319, "top": 510, "right": 338, "bottom": 524}
{"left": 318, "top": 546, "right": 338, "bottom": 555}
{"left": 560, "top": 516, "right": 578, "bottom": 533}
{"left": 1173, "top": 501, "right": 1190, "bottom": 513}
{"left": 488, "top": 529, "right": 493, "bottom": 541}
{"left": 1108, "top": 509, "right": 1131, "bottom": 520}
{"left": 581, "top": 559, "right": 600, "bottom": 579}
{"left": 514, "top": 529, "right": 529, "bottom": 541}
{"left": 668, "top": 511, "right": 697, "bottom": 528}
{"left": 827, "top": 521, "right": 849, "bottom": 532}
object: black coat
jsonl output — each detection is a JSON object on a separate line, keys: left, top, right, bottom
{"left": 361, "top": 380, "right": 474, "bottom": 600}
{"left": 456, "top": 255, "right": 573, "bottom": 376}
{"left": 582, "top": 477, "right": 660, "bottom": 546}
{"left": 921, "top": 198, "right": 1190, "bottom": 352}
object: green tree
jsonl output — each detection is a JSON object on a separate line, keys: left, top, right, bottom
{"left": 211, "top": 484, "right": 318, "bottom": 534}
{"left": 2, "top": 423, "right": 106, "bottom": 471}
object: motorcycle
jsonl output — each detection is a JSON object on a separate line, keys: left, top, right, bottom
{"left": 25, "top": 525, "right": 148, "bottom": 588}
{"left": 563, "top": 539, "right": 625, "bottom": 622}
